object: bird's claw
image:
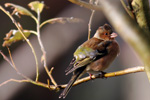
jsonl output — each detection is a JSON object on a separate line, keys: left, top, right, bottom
{"left": 89, "top": 73, "right": 93, "bottom": 80}
{"left": 98, "top": 71, "right": 107, "bottom": 79}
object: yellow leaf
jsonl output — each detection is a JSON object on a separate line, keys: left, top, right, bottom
{"left": 28, "top": 1, "right": 44, "bottom": 13}
{"left": 3, "top": 30, "right": 31, "bottom": 47}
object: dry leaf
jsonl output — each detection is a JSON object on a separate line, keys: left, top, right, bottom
{"left": 5, "top": 3, "right": 33, "bottom": 17}
{"left": 40, "top": 17, "right": 83, "bottom": 28}
{"left": 3, "top": 30, "right": 31, "bottom": 47}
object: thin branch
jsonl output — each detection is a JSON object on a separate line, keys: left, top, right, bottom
{"left": 0, "top": 50, "right": 29, "bottom": 80}
{"left": 29, "top": 30, "right": 38, "bottom": 35}
{"left": 88, "top": 0, "right": 98, "bottom": 40}
{"left": 0, "top": 5, "right": 39, "bottom": 81}
{"left": 36, "top": 9, "right": 46, "bottom": 82}
{"left": 88, "top": 10, "right": 95, "bottom": 40}
{"left": 7, "top": 47, "right": 30, "bottom": 80}
{"left": 68, "top": 0, "right": 101, "bottom": 10}
{"left": 0, "top": 66, "right": 145, "bottom": 90}
{"left": 120, "top": 0, "right": 135, "bottom": 19}
{"left": 59, "top": 66, "right": 144, "bottom": 89}
{"left": 36, "top": 9, "right": 57, "bottom": 85}
{"left": 0, "top": 79, "right": 30, "bottom": 87}
{"left": 49, "top": 67, "right": 58, "bottom": 87}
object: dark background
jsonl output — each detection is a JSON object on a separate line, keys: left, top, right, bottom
{"left": 0, "top": 0, "right": 149, "bottom": 100}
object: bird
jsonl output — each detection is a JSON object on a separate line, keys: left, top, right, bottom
{"left": 59, "top": 24, "right": 120, "bottom": 99}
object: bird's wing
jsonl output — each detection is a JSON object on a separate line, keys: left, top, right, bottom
{"left": 65, "top": 41, "right": 113, "bottom": 75}
{"left": 65, "top": 46, "right": 103, "bottom": 75}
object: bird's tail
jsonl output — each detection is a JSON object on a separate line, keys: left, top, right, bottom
{"left": 59, "top": 73, "right": 80, "bottom": 99}
{"left": 59, "top": 67, "right": 85, "bottom": 99}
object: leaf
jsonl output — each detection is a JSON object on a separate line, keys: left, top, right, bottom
{"left": 28, "top": 1, "right": 44, "bottom": 13}
{"left": 2, "top": 30, "right": 31, "bottom": 47}
{"left": 40, "top": 17, "right": 83, "bottom": 28}
{"left": 5, "top": 3, "right": 34, "bottom": 18}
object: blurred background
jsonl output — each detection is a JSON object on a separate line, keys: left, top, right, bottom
{"left": 0, "top": 0, "right": 150, "bottom": 100}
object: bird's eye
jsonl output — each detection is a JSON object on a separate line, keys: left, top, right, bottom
{"left": 105, "top": 33, "right": 108, "bottom": 35}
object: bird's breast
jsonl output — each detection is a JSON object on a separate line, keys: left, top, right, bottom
{"left": 86, "top": 40, "right": 119, "bottom": 74}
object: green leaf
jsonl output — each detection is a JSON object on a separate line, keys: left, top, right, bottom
{"left": 5, "top": 3, "right": 34, "bottom": 17}
{"left": 40, "top": 17, "right": 83, "bottom": 28}
{"left": 2, "top": 30, "right": 31, "bottom": 47}
{"left": 28, "top": 1, "right": 44, "bottom": 13}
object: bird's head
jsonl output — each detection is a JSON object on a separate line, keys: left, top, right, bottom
{"left": 94, "top": 24, "right": 118, "bottom": 40}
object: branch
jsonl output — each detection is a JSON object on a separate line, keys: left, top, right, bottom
{"left": 68, "top": 0, "right": 101, "bottom": 10}
{"left": 36, "top": 9, "right": 58, "bottom": 85}
{"left": 0, "top": 49, "right": 29, "bottom": 80}
{"left": 58, "top": 66, "right": 144, "bottom": 89}
{"left": 0, "top": 66, "right": 144, "bottom": 90}
{"left": 0, "top": 79, "right": 30, "bottom": 87}
{"left": 88, "top": 0, "right": 98, "bottom": 40}
{"left": 132, "top": 0, "right": 150, "bottom": 33}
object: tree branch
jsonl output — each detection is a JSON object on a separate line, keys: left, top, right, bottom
{"left": 58, "top": 66, "right": 144, "bottom": 89}
{"left": 0, "top": 66, "right": 144, "bottom": 90}
{"left": 68, "top": 0, "right": 101, "bottom": 10}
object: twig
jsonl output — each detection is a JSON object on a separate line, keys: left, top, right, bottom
{"left": 88, "top": 0, "right": 98, "bottom": 40}
{"left": 47, "top": 79, "right": 51, "bottom": 90}
{"left": 0, "top": 79, "right": 30, "bottom": 87}
{"left": 7, "top": 47, "right": 30, "bottom": 80}
{"left": 36, "top": 8, "right": 46, "bottom": 82}
{"left": 49, "top": 67, "right": 58, "bottom": 87}
{"left": 59, "top": 66, "right": 144, "bottom": 89}
{"left": 36, "top": 9, "right": 57, "bottom": 85}
{"left": 0, "top": 66, "right": 145, "bottom": 90}
{"left": 0, "top": 50, "right": 29, "bottom": 80}
{"left": 120, "top": 0, "right": 135, "bottom": 19}
{"left": 68, "top": 0, "right": 101, "bottom": 10}
{"left": 0, "top": 6, "right": 39, "bottom": 82}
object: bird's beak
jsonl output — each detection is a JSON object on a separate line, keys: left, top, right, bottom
{"left": 110, "top": 32, "right": 118, "bottom": 38}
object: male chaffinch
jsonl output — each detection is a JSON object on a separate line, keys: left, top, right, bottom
{"left": 59, "top": 24, "right": 120, "bottom": 99}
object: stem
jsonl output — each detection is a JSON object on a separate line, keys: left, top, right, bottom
{"left": 36, "top": 9, "right": 57, "bottom": 86}
{"left": 0, "top": 66, "right": 144, "bottom": 90}
{"left": 29, "top": 30, "right": 38, "bottom": 35}
{"left": 88, "top": 10, "right": 95, "bottom": 40}
{"left": 68, "top": 0, "right": 101, "bottom": 10}
{"left": 88, "top": 0, "right": 98, "bottom": 40}
{"left": 59, "top": 66, "right": 144, "bottom": 89}
{"left": 0, "top": 6, "right": 39, "bottom": 82}
{"left": 31, "top": 15, "right": 38, "bottom": 24}
{"left": 120, "top": 0, "right": 135, "bottom": 19}
{"left": 7, "top": 47, "right": 30, "bottom": 80}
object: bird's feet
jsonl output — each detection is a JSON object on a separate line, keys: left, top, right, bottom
{"left": 98, "top": 71, "right": 107, "bottom": 79}
{"left": 89, "top": 73, "right": 94, "bottom": 80}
